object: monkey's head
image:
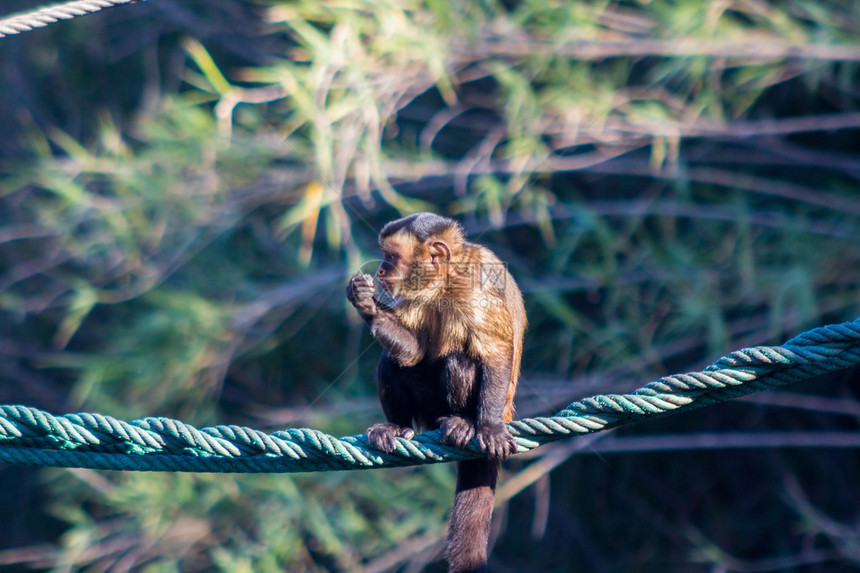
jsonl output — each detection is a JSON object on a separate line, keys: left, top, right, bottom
{"left": 376, "top": 213, "right": 465, "bottom": 299}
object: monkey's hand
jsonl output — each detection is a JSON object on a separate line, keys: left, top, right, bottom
{"left": 438, "top": 415, "right": 476, "bottom": 449}
{"left": 367, "top": 422, "right": 415, "bottom": 453}
{"left": 347, "top": 273, "right": 379, "bottom": 317}
{"left": 475, "top": 422, "right": 517, "bottom": 460}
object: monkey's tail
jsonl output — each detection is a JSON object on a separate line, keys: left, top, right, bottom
{"left": 446, "top": 457, "right": 499, "bottom": 573}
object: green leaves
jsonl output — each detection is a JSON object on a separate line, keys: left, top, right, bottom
{"left": 1, "top": 0, "right": 859, "bottom": 570}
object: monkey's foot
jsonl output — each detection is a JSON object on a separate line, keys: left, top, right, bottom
{"left": 476, "top": 423, "right": 517, "bottom": 460}
{"left": 367, "top": 423, "right": 415, "bottom": 453}
{"left": 438, "top": 415, "right": 476, "bottom": 449}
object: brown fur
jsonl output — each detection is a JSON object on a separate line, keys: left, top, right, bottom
{"left": 347, "top": 213, "right": 526, "bottom": 572}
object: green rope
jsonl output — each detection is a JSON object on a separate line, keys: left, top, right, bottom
{"left": 0, "top": 318, "right": 858, "bottom": 473}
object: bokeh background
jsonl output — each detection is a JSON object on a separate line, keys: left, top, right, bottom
{"left": 1, "top": 0, "right": 860, "bottom": 571}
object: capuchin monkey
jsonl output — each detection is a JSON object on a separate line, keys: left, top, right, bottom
{"left": 347, "top": 213, "right": 526, "bottom": 572}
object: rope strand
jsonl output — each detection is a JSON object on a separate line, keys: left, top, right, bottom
{"left": 0, "top": 0, "right": 142, "bottom": 38}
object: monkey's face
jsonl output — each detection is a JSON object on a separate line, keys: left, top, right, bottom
{"left": 378, "top": 229, "right": 453, "bottom": 300}
{"left": 377, "top": 243, "right": 449, "bottom": 299}
{"left": 376, "top": 245, "right": 413, "bottom": 297}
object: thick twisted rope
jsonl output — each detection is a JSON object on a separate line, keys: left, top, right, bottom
{"left": 0, "top": 0, "right": 143, "bottom": 38}
{"left": 0, "top": 318, "right": 858, "bottom": 473}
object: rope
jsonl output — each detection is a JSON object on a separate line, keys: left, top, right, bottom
{"left": 0, "top": 0, "right": 143, "bottom": 38}
{"left": 0, "top": 317, "right": 858, "bottom": 473}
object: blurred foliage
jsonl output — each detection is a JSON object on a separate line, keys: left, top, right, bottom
{"left": 1, "top": 0, "right": 860, "bottom": 571}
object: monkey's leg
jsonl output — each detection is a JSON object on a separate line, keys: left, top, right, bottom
{"left": 367, "top": 353, "right": 417, "bottom": 453}
{"left": 475, "top": 357, "right": 517, "bottom": 459}
{"left": 438, "top": 352, "right": 480, "bottom": 449}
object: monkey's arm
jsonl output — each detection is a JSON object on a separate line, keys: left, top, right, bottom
{"left": 347, "top": 273, "right": 424, "bottom": 366}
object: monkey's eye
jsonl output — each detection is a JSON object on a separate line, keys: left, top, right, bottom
{"left": 378, "top": 255, "right": 397, "bottom": 278}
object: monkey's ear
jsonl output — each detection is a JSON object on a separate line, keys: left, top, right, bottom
{"left": 429, "top": 240, "right": 451, "bottom": 266}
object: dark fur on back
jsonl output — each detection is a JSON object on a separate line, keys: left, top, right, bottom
{"left": 379, "top": 213, "right": 460, "bottom": 242}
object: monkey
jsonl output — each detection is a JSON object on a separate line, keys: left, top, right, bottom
{"left": 346, "top": 213, "right": 526, "bottom": 573}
